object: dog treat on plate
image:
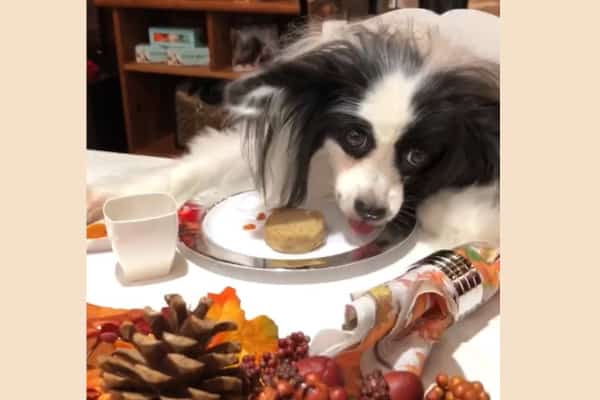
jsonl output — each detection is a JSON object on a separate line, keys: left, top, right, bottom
{"left": 264, "top": 208, "right": 327, "bottom": 253}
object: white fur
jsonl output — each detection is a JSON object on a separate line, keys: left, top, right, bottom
{"left": 87, "top": 20, "right": 499, "bottom": 248}
{"left": 417, "top": 183, "right": 499, "bottom": 248}
{"left": 323, "top": 70, "right": 419, "bottom": 225}
{"left": 87, "top": 129, "right": 252, "bottom": 223}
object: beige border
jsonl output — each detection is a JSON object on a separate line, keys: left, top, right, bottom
{"left": 1, "top": 1, "right": 85, "bottom": 398}
{"left": 502, "top": 0, "right": 600, "bottom": 399}
{"left": 3, "top": 0, "right": 599, "bottom": 398}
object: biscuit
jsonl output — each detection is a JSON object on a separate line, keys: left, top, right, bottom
{"left": 264, "top": 208, "right": 327, "bottom": 254}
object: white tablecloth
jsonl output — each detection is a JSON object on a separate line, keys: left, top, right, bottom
{"left": 86, "top": 150, "right": 499, "bottom": 397}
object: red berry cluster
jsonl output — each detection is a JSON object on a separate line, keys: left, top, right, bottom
{"left": 177, "top": 202, "right": 203, "bottom": 248}
{"left": 360, "top": 370, "right": 390, "bottom": 400}
{"left": 239, "top": 332, "right": 350, "bottom": 400}
{"left": 277, "top": 332, "right": 310, "bottom": 362}
{"left": 358, "top": 370, "right": 424, "bottom": 400}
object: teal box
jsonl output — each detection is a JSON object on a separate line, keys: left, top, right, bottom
{"left": 166, "top": 47, "right": 210, "bottom": 66}
{"left": 149, "top": 27, "right": 202, "bottom": 48}
{"left": 135, "top": 44, "right": 167, "bottom": 63}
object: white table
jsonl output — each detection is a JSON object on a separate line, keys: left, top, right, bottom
{"left": 87, "top": 150, "right": 500, "bottom": 398}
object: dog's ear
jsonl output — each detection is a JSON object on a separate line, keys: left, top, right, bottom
{"left": 410, "top": 63, "right": 500, "bottom": 196}
{"left": 224, "top": 38, "right": 370, "bottom": 114}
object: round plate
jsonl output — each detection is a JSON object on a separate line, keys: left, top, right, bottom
{"left": 177, "top": 191, "right": 416, "bottom": 272}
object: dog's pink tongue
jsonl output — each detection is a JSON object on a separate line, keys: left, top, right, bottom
{"left": 348, "top": 219, "right": 375, "bottom": 235}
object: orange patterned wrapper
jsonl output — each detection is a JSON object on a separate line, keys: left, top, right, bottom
{"left": 310, "top": 242, "right": 499, "bottom": 395}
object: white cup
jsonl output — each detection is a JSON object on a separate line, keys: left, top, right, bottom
{"left": 103, "top": 192, "right": 178, "bottom": 282}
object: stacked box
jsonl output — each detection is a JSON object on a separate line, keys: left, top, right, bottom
{"left": 167, "top": 47, "right": 209, "bottom": 66}
{"left": 134, "top": 27, "right": 209, "bottom": 66}
{"left": 149, "top": 27, "right": 202, "bottom": 48}
{"left": 135, "top": 44, "right": 168, "bottom": 63}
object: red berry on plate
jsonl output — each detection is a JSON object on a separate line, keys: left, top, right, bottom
{"left": 383, "top": 371, "right": 424, "bottom": 400}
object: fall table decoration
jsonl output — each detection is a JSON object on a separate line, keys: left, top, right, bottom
{"left": 87, "top": 288, "right": 277, "bottom": 400}
{"left": 309, "top": 242, "right": 500, "bottom": 397}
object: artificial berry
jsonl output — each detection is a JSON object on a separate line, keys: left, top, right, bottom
{"left": 178, "top": 204, "right": 199, "bottom": 223}
{"left": 277, "top": 332, "right": 311, "bottom": 362}
{"left": 99, "top": 322, "right": 119, "bottom": 334}
{"left": 304, "top": 385, "right": 330, "bottom": 400}
{"left": 463, "top": 390, "right": 477, "bottom": 400}
{"left": 452, "top": 383, "right": 467, "bottom": 397}
{"left": 436, "top": 374, "right": 449, "bottom": 389}
{"left": 359, "top": 370, "right": 390, "bottom": 400}
{"left": 296, "top": 356, "right": 343, "bottom": 387}
{"left": 383, "top": 371, "right": 424, "bottom": 400}
{"left": 98, "top": 331, "right": 118, "bottom": 343}
{"left": 426, "top": 374, "right": 489, "bottom": 400}
{"left": 304, "top": 373, "right": 321, "bottom": 386}
{"left": 276, "top": 380, "right": 295, "bottom": 397}
{"left": 328, "top": 386, "right": 347, "bottom": 400}
{"left": 258, "top": 386, "right": 278, "bottom": 400}
{"left": 134, "top": 320, "right": 151, "bottom": 335}
{"left": 449, "top": 376, "right": 462, "bottom": 390}
{"left": 425, "top": 386, "right": 444, "bottom": 400}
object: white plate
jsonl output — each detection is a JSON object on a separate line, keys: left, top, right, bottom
{"left": 203, "top": 191, "right": 381, "bottom": 260}
{"left": 178, "top": 191, "right": 416, "bottom": 271}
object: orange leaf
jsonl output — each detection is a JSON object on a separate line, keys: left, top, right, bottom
{"left": 206, "top": 287, "right": 278, "bottom": 359}
{"left": 87, "top": 222, "right": 107, "bottom": 239}
{"left": 87, "top": 368, "right": 103, "bottom": 399}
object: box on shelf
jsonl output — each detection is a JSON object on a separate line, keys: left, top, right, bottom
{"left": 149, "top": 27, "right": 202, "bottom": 48}
{"left": 166, "top": 47, "right": 210, "bottom": 66}
{"left": 135, "top": 44, "right": 168, "bottom": 63}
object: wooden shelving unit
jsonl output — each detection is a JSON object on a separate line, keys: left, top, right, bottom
{"left": 94, "top": 0, "right": 302, "bottom": 157}
{"left": 95, "top": 0, "right": 301, "bottom": 15}
{"left": 123, "top": 62, "right": 243, "bottom": 80}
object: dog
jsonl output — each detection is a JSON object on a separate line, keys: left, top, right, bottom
{"left": 87, "top": 22, "right": 499, "bottom": 249}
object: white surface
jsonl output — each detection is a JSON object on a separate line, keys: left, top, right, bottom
{"left": 86, "top": 150, "right": 500, "bottom": 398}
{"left": 87, "top": 236, "right": 112, "bottom": 253}
{"left": 104, "top": 193, "right": 179, "bottom": 282}
{"left": 204, "top": 191, "right": 381, "bottom": 260}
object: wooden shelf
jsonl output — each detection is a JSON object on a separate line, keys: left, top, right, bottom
{"left": 97, "top": 2, "right": 300, "bottom": 156}
{"left": 124, "top": 62, "right": 246, "bottom": 80}
{"left": 132, "top": 133, "right": 185, "bottom": 158}
{"left": 94, "top": 0, "right": 301, "bottom": 15}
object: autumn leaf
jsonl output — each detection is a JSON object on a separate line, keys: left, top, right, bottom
{"left": 206, "top": 287, "right": 278, "bottom": 359}
{"left": 473, "top": 259, "right": 500, "bottom": 288}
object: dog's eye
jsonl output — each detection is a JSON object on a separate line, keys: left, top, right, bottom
{"left": 345, "top": 130, "right": 368, "bottom": 149}
{"left": 406, "top": 149, "right": 427, "bottom": 167}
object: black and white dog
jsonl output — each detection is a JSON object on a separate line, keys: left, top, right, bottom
{"left": 88, "top": 22, "right": 499, "bottom": 248}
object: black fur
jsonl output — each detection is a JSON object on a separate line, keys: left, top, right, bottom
{"left": 224, "top": 26, "right": 499, "bottom": 217}
{"left": 398, "top": 65, "right": 500, "bottom": 202}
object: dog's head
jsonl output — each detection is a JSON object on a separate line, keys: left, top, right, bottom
{"left": 224, "top": 26, "right": 499, "bottom": 230}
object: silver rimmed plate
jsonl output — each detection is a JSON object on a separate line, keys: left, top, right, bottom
{"left": 177, "top": 191, "right": 416, "bottom": 272}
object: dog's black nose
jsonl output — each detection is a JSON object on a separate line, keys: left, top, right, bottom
{"left": 354, "top": 199, "right": 386, "bottom": 221}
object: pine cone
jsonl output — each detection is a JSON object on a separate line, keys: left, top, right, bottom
{"left": 98, "top": 294, "right": 243, "bottom": 400}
